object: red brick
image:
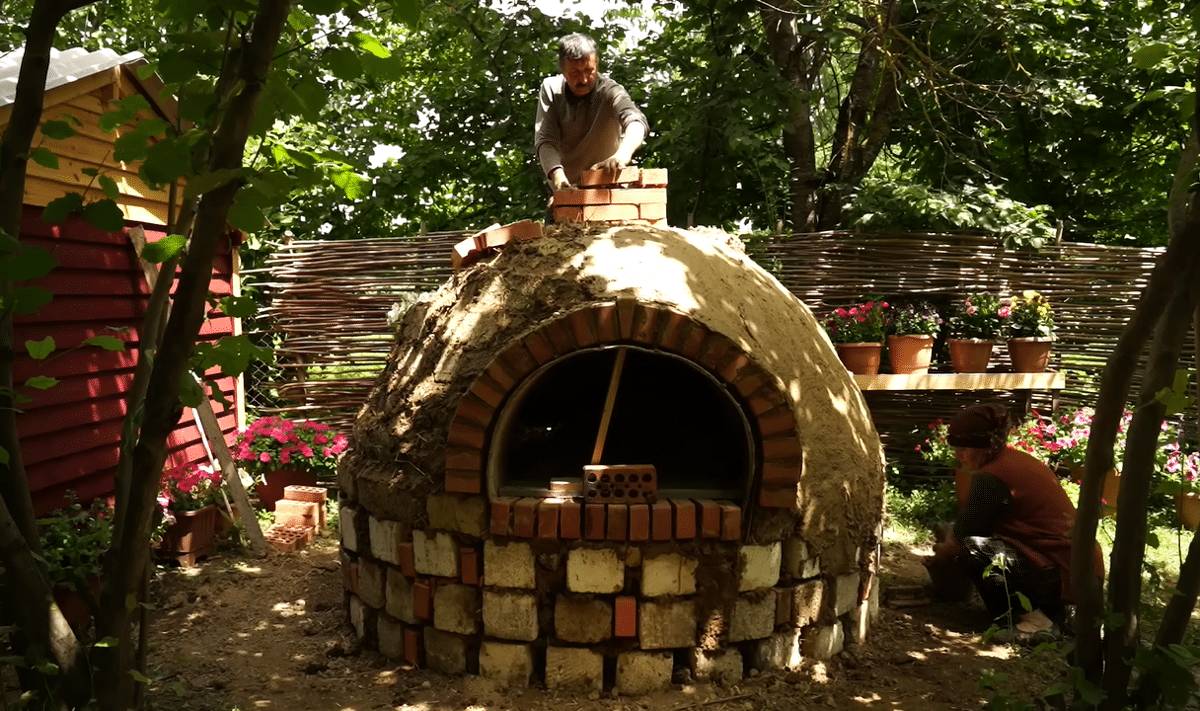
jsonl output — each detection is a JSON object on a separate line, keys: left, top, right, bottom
{"left": 609, "top": 188, "right": 666, "bottom": 205}
{"left": 757, "top": 407, "right": 796, "bottom": 438}
{"left": 639, "top": 202, "right": 667, "bottom": 220}
{"left": 775, "top": 587, "right": 793, "bottom": 627}
{"left": 472, "top": 219, "right": 543, "bottom": 249}
{"left": 544, "top": 317, "right": 577, "bottom": 354}
{"left": 637, "top": 168, "right": 669, "bottom": 187}
{"left": 762, "top": 436, "right": 803, "bottom": 460}
{"left": 404, "top": 627, "right": 422, "bottom": 666}
{"left": 629, "top": 504, "right": 650, "bottom": 542}
{"left": 672, "top": 499, "right": 696, "bottom": 540}
{"left": 631, "top": 305, "right": 662, "bottom": 344}
{"left": 500, "top": 343, "right": 537, "bottom": 380}
{"left": 453, "top": 395, "right": 493, "bottom": 428}
{"left": 524, "top": 330, "right": 555, "bottom": 364}
{"left": 759, "top": 484, "right": 796, "bottom": 508}
{"left": 550, "top": 188, "right": 612, "bottom": 205}
{"left": 749, "top": 388, "right": 786, "bottom": 416}
{"left": 284, "top": 485, "right": 327, "bottom": 504}
{"left": 552, "top": 206, "right": 585, "bottom": 223}
{"left": 579, "top": 166, "right": 641, "bottom": 186}
{"left": 343, "top": 557, "right": 358, "bottom": 592}
{"left": 560, "top": 499, "right": 582, "bottom": 539}
{"left": 485, "top": 360, "right": 517, "bottom": 391}
{"left": 734, "top": 368, "right": 768, "bottom": 398}
{"left": 606, "top": 504, "right": 628, "bottom": 541}
{"left": 762, "top": 462, "right": 801, "bottom": 484}
{"left": 616, "top": 299, "right": 637, "bottom": 339}
{"left": 720, "top": 505, "right": 742, "bottom": 542}
{"left": 470, "top": 376, "right": 506, "bottom": 408}
{"left": 593, "top": 304, "right": 618, "bottom": 341}
{"left": 413, "top": 581, "right": 432, "bottom": 620}
{"left": 585, "top": 503, "right": 606, "bottom": 540}
{"left": 651, "top": 501, "right": 673, "bottom": 541}
{"left": 448, "top": 421, "right": 486, "bottom": 449}
{"left": 569, "top": 308, "right": 598, "bottom": 347}
{"left": 444, "top": 470, "right": 481, "bottom": 494}
{"left": 659, "top": 310, "right": 689, "bottom": 352}
{"left": 513, "top": 498, "right": 539, "bottom": 538}
{"left": 680, "top": 322, "right": 707, "bottom": 358}
{"left": 445, "top": 448, "right": 482, "bottom": 471}
{"left": 719, "top": 352, "right": 751, "bottom": 382}
{"left": 614, "top": 596, "right": 637, "bottom": 637}
{"left": 398, "top": 542, "right": 416, "bottom": 577}
{"left": 274, "top": 499, "right": 318, "bottom": 529}
{"left": 697, "top": 335, "right": 734, "bottom": 374}
{"left": 491, "top": 497, "right": 515, "bottom": 536}
{"left": 573, "top": 204, "right": 640, "bottom": 221}
{"left": 460, "top": 547, "right": 481, "bottom": 585}
{"left": 696, "top": 500, "right": 721, "bottom": 539}
{"left": 537, "top": 499, "right": 561, "bottom": 540}
{"left": 451, "top": 236, "right": 478, "bottom": 270}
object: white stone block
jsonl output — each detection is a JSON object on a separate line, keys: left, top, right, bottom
{"left": 691, "top": 648, "right": 742, "bottom": 686}
{"left": 546, "top": 646, "right": 603, "bottom": 692}
{"left": 566, "top": 547, "right": 624, "bottom": 593}
{"left": 616, "top": 651, "right": 673, "bottom": 695}
{"left": 783, "top": 538, "right": 821, "bottom": 579}
{"left": 340, "top": 506, "right": 358, "bottom": 552}
{"left": 802, "top": 622, "right": 844, "bottom": 660}
{"left": 739, "top": 542, "right": 782, "bottom": 591}
{"left": 484, "top": 540, "right": 535, "bottom": 589}
{"left": 833, "top": 572, "right": 861, "bottom": 617}
{"left": 752, "top": 630, "right": 803, "bottom": 671}
{"left": 413, "top": 529, "right": 458, "bottom": 577}
{"left": 728, "top": 592, "right": 776, "bottom": 642}
{"left": 482, "top": 590, "right": 539, "bottom": 641}
{"left": 641, "top": 553, "right": 698, "bottom": 597}
{"left": 368, "top": 516, "right": 404, "bottom": 564}
{"left": 479, "top": 641, "right": 534, "bottom": 688}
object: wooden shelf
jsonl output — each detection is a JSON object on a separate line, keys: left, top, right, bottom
{"left": 853, "top": 372, "right": 1067, "bottom": 391}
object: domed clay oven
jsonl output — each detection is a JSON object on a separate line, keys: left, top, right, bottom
{"left": 337, "top": 222, "right": 886, "bottom": 693}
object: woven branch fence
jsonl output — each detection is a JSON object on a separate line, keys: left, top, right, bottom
{"left": 247, "top": 230, "right": 1190, "bottom": 473}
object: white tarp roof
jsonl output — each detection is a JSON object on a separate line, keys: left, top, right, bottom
{"left": 0, "top": 46, "right": 143, "bottom": 109}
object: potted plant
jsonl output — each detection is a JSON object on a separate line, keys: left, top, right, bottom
{"left": 823, "top": 300, "right": 889, "bottom": 375}
{"left": 1005, "top": 290, "right": 1054, "bottom": 372}
{"left": 1160, "top": 448, "right": 1200, "bottom": 530}
{"left": 946, "top": 293, "right": 1010, "bottom": 372}
{"left": 886, "top": 301, "right": 941, "bottom": 374}
{"left": 159, "top": 462, "right": 225, "bottom": 564}
{"left": 37, "top": 495, "right": 112, "bottom": 633}
{"left": 234, "top": 416, "right": 347, "bottom": 510}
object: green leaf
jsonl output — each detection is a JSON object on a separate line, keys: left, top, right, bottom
{"left": 140, "top": 235, "right": 187, "bottom": 263}
{"left": 183, "top": 168, "right": 244, "bottom": 200}
{"left": 332, "top": 170, "right": 371, "bottom": 200}
{"left": 140, "top": 138, "right": 192, "bottom": 187}
{"left": 0, "top": 446, "right": 9, "bottom": 466}
{"left": 82, "top": 200, "right": 126, "bottom": 232}
{"left": 92, "top": 637, "right": 119, "bottom": 648}
{"left": 99, "top": 94, "right": 151, "bottom": 132}
{"left": 218, "top": 295, "right": 257, "bottom": 318}
{"left": 0, "top": 244, "right": 55, "bottom": 280}
{"left": 41, "top": 193, "right": 83, "bottom": 224}
{"left": 128, "top": 669, "right": 152, "bottom": 684}
{"left": 30, "top": 147, "right": 59, "bottom": 169}
{"left": 83, "top": 335, "right": 126, "bottom": 352}
{"left": 227, "top": 197, "right": 266, "bottom": 232}
{"left": 352, "top": 31, "right": 391, "bottom": 58}
{"left": 1015, "top": 591, "right": 1032, "bottom": 613}
{"left": 41, "top": 120, "right": 76, "bottom": 139}
{"left": 113, "top": 131, "right": 151, "bottom": 162}
{"left": 24, "top": 336, "right": 55, "bottom": 360}
{"left": 34, "top": 660, "right": 60, "bottom": 676}
{"left": 1131, "top": 42, "right": 1171, "bottom": 70}
{"left": 326, "top": 48, "right": 363, "bottom": 81}
{"left": 135, "top": 118, "right": 169, "bottom": 138}
{"left": 24, "top": 376, "right": 59, "bottom": 391}
{"left": 178, "top": 373, "right": 204, "bottom": 407}
{"left": 10, "top": 286, "right": 53, "bottom": 315}
{"left": 81, "top": 167, "right": 99, "bottom": 177}
{"left": 99, "top": 175, "right": 120, "bottom": 201}
{"left": 392, "top": 0, "right": 420, "bottom": 27}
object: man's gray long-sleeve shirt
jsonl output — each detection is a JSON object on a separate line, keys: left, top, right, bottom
{"left": 534, "top": 74, "right": 648, "bottom": 184}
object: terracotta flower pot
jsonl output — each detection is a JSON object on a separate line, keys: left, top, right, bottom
{"left": 948, "top": 338, "right": 994, "bottom": 373}
{"left": 160, "top": 504, "right": 220, "bottom": 560}
{"left": 1178, "top": 492, "right": 1200, "bottom": 531}
{"left": 887, "top": 334, "right": 934, "bottom": 375}
{"left": 834, "top": 342, "right": 882, "bottom": 375}
{"left": 257, "top": 468, "right": 318, "bottom": 511}
{"left": 1008, "top": 337, "right": 1053, "bottom": 372}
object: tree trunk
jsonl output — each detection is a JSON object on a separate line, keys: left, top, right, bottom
{"left": 93, "top": 1, "right": 292, "bottom": 707}
{"left": 1134, "top": 525, "right": 1200, "bottom": 706}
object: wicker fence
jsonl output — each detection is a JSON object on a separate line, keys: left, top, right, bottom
{"left": 247, "top": 230, "right": 1188, "bottom": 471}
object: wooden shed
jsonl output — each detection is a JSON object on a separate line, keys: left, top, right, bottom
{"left": 3, "top": 47, "right": 243, "bottom": 513}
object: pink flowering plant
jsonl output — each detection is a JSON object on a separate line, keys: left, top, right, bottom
{"left": 233, "top": 416, "right": 348, "bottom": 478}
{"left": 824, "top": 300, "right": 890, "bottom": 344}
{"left": 914, "top": 419, "right": 957, "bottom": 467}
{"left": 1006, "top": 290, "right": 1054, "bottom": 339}
{"left": 888, "top": 301, "right": 942, "bottom": 337}
{"left": 159, "top": 462, "right": 224, "bottom": 512}
{"left": 947, "top": 292, "right": 1010, "bottom": 340}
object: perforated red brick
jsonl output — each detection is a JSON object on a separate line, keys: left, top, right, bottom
{"left": 284, "top": 485, "right": 327, "bottom": 504}
{"left": 672, "top": 499, "right": 696, "bottom": 540}
{"left": 585, "top": 503, "right": 606, "bottom": 540}
{"left": 513, "top": 498, "right": 539, "bottom": 538}
{"left": 638, "top": 168, "right": 669, "bottom": 187}
{"left": 651, "top": 501, "right": 673, "bottom": 541}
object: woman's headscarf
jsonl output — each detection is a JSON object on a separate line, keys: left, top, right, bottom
{"left": 946, "top": 403, "right": 1010, "bottom": 452}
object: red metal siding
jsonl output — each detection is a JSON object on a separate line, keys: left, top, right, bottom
{"left": 13, "top": 206, "right": 241, "bottom": 514}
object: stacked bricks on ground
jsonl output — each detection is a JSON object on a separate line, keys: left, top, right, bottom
{"left": 265, "top": 485, "right": 328, "bottom": 553}
{"left": 340, "top": 224, "right": 885, "bottom": 693}
{"left": 550, "top": 167, "right": 668, "bottom": 227}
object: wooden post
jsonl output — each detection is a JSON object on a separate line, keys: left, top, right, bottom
{"left": 590, "top": 348, "right": 627, "bottom": 465}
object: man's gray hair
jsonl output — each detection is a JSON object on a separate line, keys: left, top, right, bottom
{"left": 557, "top": 33, "right": 597, "bottom": 65}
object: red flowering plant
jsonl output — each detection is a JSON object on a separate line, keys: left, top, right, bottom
{"left": 914, "top": 419, "right": 957, "bottom": 468}
{"left": 947, "top": 293, "right": 1011, "bottom": 340}
{"left": 823, "top": 300, "right": 890, "bottom": 344}
{"left": 159, "top": 463, "right": 224, "bottom": 513}
{"left": 233, "top": 416, "right": 348, "bottom": 478}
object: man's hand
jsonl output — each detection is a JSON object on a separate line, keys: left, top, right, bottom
{"left": 590, "top": 148, "right": 633, "bottom": 172}
{"left": 549, "top": 167, "right": 572, "bottom": 191}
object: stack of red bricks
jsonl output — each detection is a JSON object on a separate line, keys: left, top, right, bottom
{"left": 265, "top": 485, "right": 328, "bottom": 553}
{"left": 488, "top": 495, "right": 741, "bottom": 543}
{"left": 452, "top": 219, "right": 544, "bottom": 270}
{"left": 550, "top": 167, "right": 668, "bottom": 226}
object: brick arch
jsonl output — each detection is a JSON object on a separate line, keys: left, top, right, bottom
{"left": 443, "top": 300, "right": 803, "bottom": 508}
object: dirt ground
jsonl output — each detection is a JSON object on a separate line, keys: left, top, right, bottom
{"left": 143, "top": 528, "right": 1063, "bottom": 711}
